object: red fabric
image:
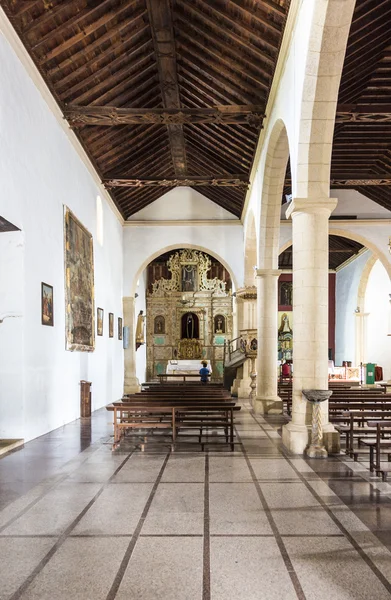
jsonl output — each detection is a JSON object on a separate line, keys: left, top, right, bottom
{"left": 375, "top": 366, "right": 383, "bottom": 381}
{"left": 282, "top": 364, "right": 290, "bottom": 377}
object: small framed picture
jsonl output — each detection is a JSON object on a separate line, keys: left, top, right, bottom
{"left": 97, "top": 308, "right": 104, "bottom": 336}
{"left": 109, "top": 312, "right": 114, "bottom": 338}
{"left": 41, "top": 282, "right": 54, "bottom": 327}
{"left": 118, "top": 317, "right": 123, "bottom": 340}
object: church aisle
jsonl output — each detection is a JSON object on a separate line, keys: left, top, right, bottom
{"left": 0, "top": 407, "right": 391, "bottom": 599}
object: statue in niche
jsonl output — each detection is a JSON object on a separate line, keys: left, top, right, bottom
{"left": 154, "top": 315, "right": 165, "bottom": 334}
{"left": 278, "top": 313, "right": 293, "bottom": 362}
{"left": 136, "top": 310, "right": 146, "bottom": 350}
{"left": 181, "top": 312, "right": 199, "bottom": 339}
{"left": 181, "top": 264, "right": 197, "bottom": 292}
{"left": 214, "top": 314, "right": 225, "bottom": 334}
{"left": 279, "top": 281, "right": 293, "bottom": 306}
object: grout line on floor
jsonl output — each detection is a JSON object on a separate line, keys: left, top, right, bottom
{"left": 234, "top": 424, "right": 307, "bottom": 600}
{"left": 105, "top": 452, "right": 170, "bottom": 600}
{"left": 8, "top": 449, "right": 136, "bottom": 600}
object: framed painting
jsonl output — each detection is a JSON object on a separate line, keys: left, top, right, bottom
{"left": 41, "top": 282, "right": 54, "bottom": 326}
{"left": 64, "top": 207, "right": 95, "bottom": 351}
{"left": 97, "top": 308, "right": 104, "bottom": 336}
{"left": 118, "top": 317, "right": 123, "bottom": 340}
{"left": 109, "top": 312, "right": 114, "bottom": 338}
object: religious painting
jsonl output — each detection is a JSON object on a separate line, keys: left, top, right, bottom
{"left": 214, "top": 314, "right": 225, "bottom": 334}
{"left": 109, "top": 313, "right": 114, "bottom": 338}
{"left": 118, "top": 317, "right": 123, "bottom": 340}
{"left": 41, "top": 282, "right": 54, "bottom": 327}
{"left": 181, "top": 264, "right": 197, "bottom": 292}
{"left": 64, "top": 207, "right": 94, "bottom": 351}
{"left": 279, "top": 281, "right": 293, "bottom": 307}
{"left": 154, "top": 315, "right": 165, "bottom": 334}
{"left": 97, "top": 308, "right": 104, "bottom": 336}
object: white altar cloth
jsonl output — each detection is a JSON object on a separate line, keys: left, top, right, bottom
{"left": 166, "top": 360, "right": 212, "bottom": 375}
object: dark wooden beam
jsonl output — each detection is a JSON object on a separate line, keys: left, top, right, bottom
{"left": 336, "top": 104, "right": 391, "bottom": 122}
{"left": 146, "top": 0, "right": 187, "bottom": 176}
{"left": 331, "top": 178, "right": 391, "bottom": 186}
{"left": 286, "top": 177, "right": 391, "bottom": 186}
{"left": 104, "top": 176, "right": 249, "bottom": 188}
{"left": 63, "top": 105, "right": 265, "bottom": 128}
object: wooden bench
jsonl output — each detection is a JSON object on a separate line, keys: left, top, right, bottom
{"left": 107, "top": 399, "right": 240, "bottom": 450}
{"left": 360, "top": 421, "right": 391, "bottom": 478}
{"left": 332, "top": 411, "right": 391, "bottom": 457}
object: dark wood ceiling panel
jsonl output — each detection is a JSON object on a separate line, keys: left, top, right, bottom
{"left": 279, "top": 236, "right": 364, "bottom": 271}
{"left": 1, "top": 0, "right": 290, "bottom": 218}
{"left": 330, "top": 0, "right": 391, "bottom": 213}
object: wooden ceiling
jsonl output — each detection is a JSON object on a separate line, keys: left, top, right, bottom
{"left": 279, "top": 235, "right": 364, "bottom": 271}
{"left": 1, "top": 0, "right": 290, "bottom": 219}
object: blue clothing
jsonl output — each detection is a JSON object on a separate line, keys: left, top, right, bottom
{"left": 199, "top": 367, "right": 210, "bottom": 382}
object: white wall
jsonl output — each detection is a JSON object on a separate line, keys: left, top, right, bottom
{"left": 128, "top": 187, "right": 238, "bottom": 221}
{"left": 365, "top": 260, "right": 391, "bottom": 380}
{"left": 335, "top": 251, "right": 369, "bottom": 366}
{"left": 135, "top": 270, "right": 147, "bottom": 384}
{"left": 123, "top": 223, "right": 244, "bottom": 295}
{"left": 0, "top": 29, "right": 124, "bottom": 441}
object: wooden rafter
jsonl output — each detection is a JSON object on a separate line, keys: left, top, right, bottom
{"left": 146, "top": 0, "right": 186, "bottom": 176}
{"left": 64, "top": 105, "right": 265, "bottom": 128}
{"left": 336, "top": 104, "right": 391, "bottom": 122}
{"left": 104, "top": 176, "right": 249, "bottom": 188}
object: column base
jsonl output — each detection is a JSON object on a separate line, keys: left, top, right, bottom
{"left": 306, "top": 444, "right": 328, "bottom": 459}
{"left": 322, "top": 422, "right": 341, "bottom": 454}
{"left": 124, "top": 377, "right": 141, "bottom": 395}
{"left": 282, "top": 422, "right": 309, "bottom": 454}
{"left": 253, "top": 396, "right": 283, "bottom": 414}
{"left": 237, "top": 378, "right": 252, "bottom": 399}
{"left": 282, "top": 422, "right": 341, "bottom": 455}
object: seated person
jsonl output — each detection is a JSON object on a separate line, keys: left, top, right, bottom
{"left": 199, "top": 361, "right": 210, "bottom": 384}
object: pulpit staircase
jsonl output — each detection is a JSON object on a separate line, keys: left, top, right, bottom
{"left": 223, "top": 336, "right": 253, "bottom": 392}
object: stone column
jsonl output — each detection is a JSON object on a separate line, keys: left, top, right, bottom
{"left": 123, "top": 296, "right": 141, "bottom": 394}
{"left": 236, "top": 287, "right": 257, "bottom": 398}
{"left": 254, "top": 269, "right": 282, "bottom": 413}
{"left": 282, "top": 198, "right": 339, "bottom": 454}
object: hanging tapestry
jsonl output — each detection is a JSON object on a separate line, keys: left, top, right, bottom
{"left": 64, "top": 207, "right": 95, "bottom": 351}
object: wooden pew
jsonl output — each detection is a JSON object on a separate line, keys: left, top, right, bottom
{"left": 361, "top": 421, "right": 391, "bottom": 478}
{"left": 106, "top": 399, "right": 240, "bottom": 450}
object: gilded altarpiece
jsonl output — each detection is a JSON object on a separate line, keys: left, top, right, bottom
{"left": 146, "top": 250, "right": 233, "bottom": 380}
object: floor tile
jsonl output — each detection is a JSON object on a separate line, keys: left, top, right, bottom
{"left": 1, "top": 483, "right": 101, "bottom": 536}
{"left": 116, "top": 537, "right": 203, "bottom": 600}
{"left": 73, "top": 483, "right": 153, "bottom": 536}
{"left": 249, "top": 458, "right": 299, "bottom": 480}
{"left": 209, "top": 483, "right": 272, "bottom": 534}
{"left": 285, "top": 536, "right": 391, "bottom": 600}
{"left": 161, "top": 455, "right": 205, "bottom": 482}
{"left": 20, "top": 537, "right": 129, "bottom": 600}
{"left": 210, "top": 537, "right": 296, "bottom": 599}
{"left": 0, "top": 537, "right": 54, "bottom": 600}
{"left": 143, "top": 483, "right": 204, "bottom": 534}
{"left": 208, "top": 457, "right": 252, "bottom": 482}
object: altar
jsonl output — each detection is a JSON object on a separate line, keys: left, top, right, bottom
{"left": 166, "top": 359, "right": 212, "bottom": 376}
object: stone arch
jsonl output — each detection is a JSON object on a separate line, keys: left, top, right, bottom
{"left": 259, "top": 118, "right": 290, "bottom": 270}
{"left": 295, "top": 0, "right": 356, "bottom": 199}
{"left": 279, "top": 229, "right": 391, "bottom": 280}
{"left": 357, "top": 253, "right": 377, "bottom": 311}
{"left": 131, "top": 243, "right": 238, "bottom": 295}
{"left": 244, "top": 209, "right": 257, "bottom": 286}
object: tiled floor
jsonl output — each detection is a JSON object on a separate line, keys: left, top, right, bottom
{"left": 1, "top": 405, "right": 391, "bottom": 599}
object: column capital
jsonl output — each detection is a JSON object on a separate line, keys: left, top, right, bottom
{"left": 236, "top": 286, "right": 257, "bottom": 299}
{"left": 256, "top": 268, "right": 282, "bottom": 278}
{"left": 286, "top": 197, "right": 338, "bottom": 219}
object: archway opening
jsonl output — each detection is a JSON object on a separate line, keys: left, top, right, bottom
{"left": 135, "top": 247, "right": 234, "bottom": 383}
